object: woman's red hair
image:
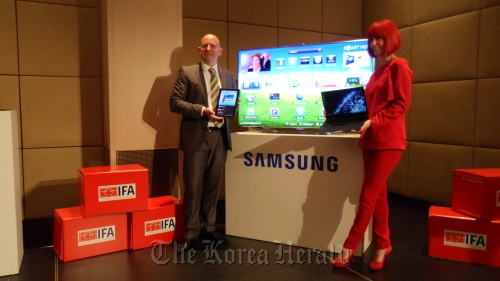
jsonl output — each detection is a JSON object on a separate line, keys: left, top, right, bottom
{"left": 366, "top": 19, "right": 401, "bottom": 58}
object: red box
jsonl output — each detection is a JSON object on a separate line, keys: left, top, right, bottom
{"left": 53, "top": 206, "right": 128, "bottom": 262}
{"left": 129, "top": 196, "right": 185, "bottom": 250}
{"left": 452, "top": 168, "right": 500, "bottom": 221}
{"left": 79, "top": 164, "right": 149, "bottom": 217}
{"left": 428, "top": 206, "right": 500, "bottom": 267}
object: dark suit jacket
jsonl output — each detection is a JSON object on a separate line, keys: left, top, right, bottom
{"left": 262, "top": 59, "right": 271, "bottom": 71}
{"left": 170, "top": 63, "right": 236, "bottom": 153}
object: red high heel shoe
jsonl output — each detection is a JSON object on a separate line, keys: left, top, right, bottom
{"left": 369, "top": 245, "right": 392, "bottom": 270}
{"left": 332, "top": 248, "right": 354, "bottom": 268}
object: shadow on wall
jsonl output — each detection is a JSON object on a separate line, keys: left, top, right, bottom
{"left": 23, "top": 179, "right": 80, "bottom": 248}
{"left": 24, "top": 179, "right": 80, "bottom": 220}
{"left": 142, "top": 47, "right": 183, "bottom": 198}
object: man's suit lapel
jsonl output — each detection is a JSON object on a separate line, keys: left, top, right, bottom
{"left": 217, "top": 66, "right": 227, "bottom": 88}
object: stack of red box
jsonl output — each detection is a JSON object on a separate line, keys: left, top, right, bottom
{"left": 53, "top": 164, "right": 184, "bottom": 262}
{"left": 428, "top": 168, "right": 500, "bottom": 267}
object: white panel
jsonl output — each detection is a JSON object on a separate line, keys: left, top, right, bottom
{"left": 226, "top": 132, "right": 371, "bottom": 256}
{"left": 0, "top": 110, "right": 23, "bottom": 276}
{"left": 102, "top": 0, "right": 183, "bottom": 164}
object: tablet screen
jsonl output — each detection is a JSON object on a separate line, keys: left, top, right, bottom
{"left": 215, "top": 88, "right": 240, "bottom": 118}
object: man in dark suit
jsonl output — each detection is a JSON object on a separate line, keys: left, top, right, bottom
{"left": 170, "top": 34, "right": 236, "bottom": 250}
{"left": 261, "top": 53, "right": 271, "bottom": 71}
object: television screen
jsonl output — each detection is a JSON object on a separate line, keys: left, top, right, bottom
{"left": 237, "top": 39, "right": 375, "bottom": 128}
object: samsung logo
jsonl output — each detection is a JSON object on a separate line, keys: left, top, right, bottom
{"left": 343, "top": 44, "right": 368, "bottom": 52}
{"left": 243, "top": 152, "right": 338, "bottom": 172}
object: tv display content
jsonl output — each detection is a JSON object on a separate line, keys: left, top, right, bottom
{"left": 237, "top": 39, "right": 375, "bottom": 128}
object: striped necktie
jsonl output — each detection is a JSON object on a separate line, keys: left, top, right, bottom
{"left": 209, "top": 68, "right": 220, "bottom": 108}
{"left": 209, "top": 68, "right": 224, "bottom": 128}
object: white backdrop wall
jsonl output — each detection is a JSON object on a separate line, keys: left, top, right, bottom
{"left": 102, "top": 0, "right": 182, "bottom": 162}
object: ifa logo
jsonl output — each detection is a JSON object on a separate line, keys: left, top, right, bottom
{"left": 98, "top": 183, "right": 136, "bottom": 202}
{"left": 444, "top": 229, "right": 487, "bottom": 251}
{"left": 144, "top": 217, "right": 176, "bottom": 236}
{"left": 78, "top": 225, "right": 116, "bottom": 246}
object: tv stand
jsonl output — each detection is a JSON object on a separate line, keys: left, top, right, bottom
{"left": 225, "top": 131, "right": 371, "bottom": 256}
{"left": 252, "top": 127, "right": 319, "bottom": 135}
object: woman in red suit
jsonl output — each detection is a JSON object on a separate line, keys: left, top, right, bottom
{"left": 332, "top": 19, "right": 413, "bottom": 270}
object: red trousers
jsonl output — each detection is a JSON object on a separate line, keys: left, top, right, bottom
{"left": 343, "top": 149, "right": 403, "bottom": 250}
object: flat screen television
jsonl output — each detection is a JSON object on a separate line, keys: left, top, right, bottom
{"left": 237, "top": 39, "right": 375, "bottom": 129}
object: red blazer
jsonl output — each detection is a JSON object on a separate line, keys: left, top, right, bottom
{"left": 359, "top": 58, "right": 413, "bottom": 150}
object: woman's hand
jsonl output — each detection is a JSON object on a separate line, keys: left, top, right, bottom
{"left": 360, "top": 120, "right": 371, "bottom": 131}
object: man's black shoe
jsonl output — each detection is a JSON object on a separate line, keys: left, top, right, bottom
{"left": 202, "top": 231, "right": 227, "bottom": 243}
{"left": 177, "top": 239, "right": 194, "bottom": 251}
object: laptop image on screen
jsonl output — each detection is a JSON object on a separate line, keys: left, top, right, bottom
{"left": 318, "top": 87, "right": 368, "bottom": 134}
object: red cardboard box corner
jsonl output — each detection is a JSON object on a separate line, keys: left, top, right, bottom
{"left": 451, "top": 168, "right": 500, "bottom": 221}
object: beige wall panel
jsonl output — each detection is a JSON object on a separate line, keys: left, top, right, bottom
{"left": 278, "top": 29, "right": 322, "bottom": 47}
{"left": 20, "top": 76, "right": 102, "bottom": 148}
{"left": 481, "top": 0, "right": 500, "bottom": 8}
{"left": 413, "top": 0, "right": 480, "bottom": 25}
{"left": 387, "top": 148, "right": 409, "bottom": 196}
{"left": 478, "top": 6, "right": 500, "bottom": 78}
{"left": 17, "top": 1, "right": 101, "bottom": 77}
{"left": 21, "top": 0, "right": 99, "bottom": 7}
{"left": 80, "top": 78, "right": 103, "bottom": 146}
{"left": 398, "top": 27, "right": 412, "bottom": 67}
{"left": 0, "top": 0, "right": 18, "bottom": 75}
{"left": 322, "top": 33, "right": 358, "bottom": 43}
{"left": 409, "top": 81, "right": 476, "bottom": 146}
{"left": 23, "top": 146, "right": 105, "bottom": 219}
{"left": 474, "top": 147, "right": 500, "bottom": 168}
{"left": 0, "top": 75, "right": 21, "bottom": 147}
{"left": 411, "top": 13, "right": 479, "bottom": 83}
{"left": 362, "top": 0, "right": 413, "bottom": 31}
{"left": 323, "top": 0, "right": 362, "bottom": 37}
{"left": 183, "top": 0, "right": 227, "bottom": 21}
{"left": 183, "top": 18, "right": 228, "bottom": 68}
{"left": 228, "top": 0, "right": 278, "bottom": 27}
{"left": 0, "top": 76, "right": 19, "bottom": 112}
{"left": 476, "top": 78, "right": 500, "bottom": 148}
{"left": 142, "top": 47, "right": 184, "bottom": 148}
{"left": 105, "top": 0, "right": 182, "bottom": 156}
{"left": 408, "top": 142, "right": 473, "bottom": 206}
{"left": 227, "top": 23, "right": 277, "bottom": 76}
{"left": 277, "top": 0, "right": 322, "bottom": 32}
